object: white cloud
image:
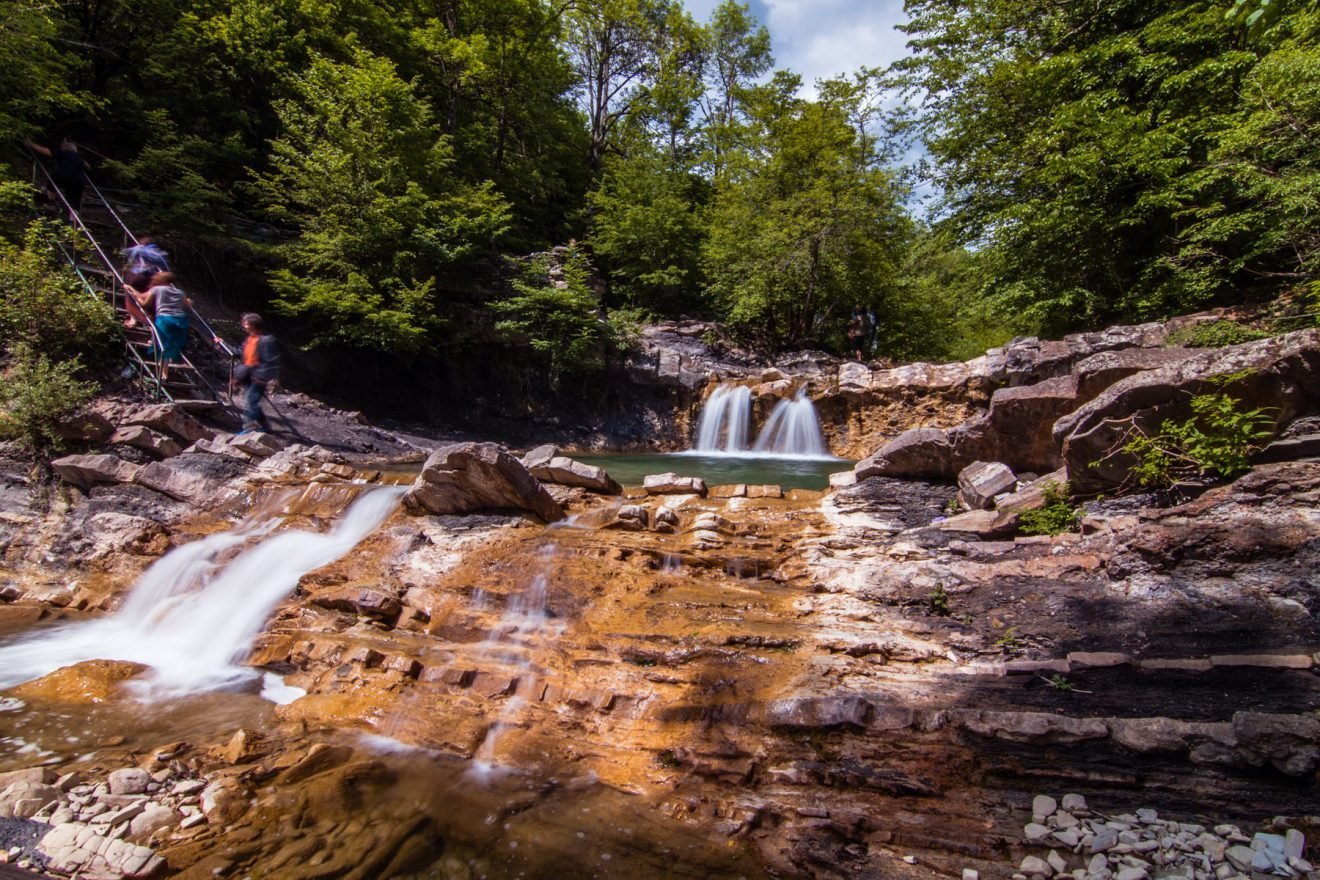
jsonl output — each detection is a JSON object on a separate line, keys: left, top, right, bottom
{"left": 682, "top": 0, "right": 911, "bottom": 91}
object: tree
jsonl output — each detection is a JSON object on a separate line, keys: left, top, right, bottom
{"left": 408, "top": 0, "right": 590, "bottom": 248}
{"left": 255, "top": 47, "right": 511, "bottom": 355}
{"left": 0, "top": 0, "right": 84, "bottom": 138}
{"left": 564, "top": 0, "right": 694, "bottom": 173}
{"left": 586, "top": 147, "right": 708, "bottom": 314}
{"left": 695, "top": 0, "right": 772, "bottom": 177}
{"left": 702, "top": 72, "right": 912, "bottom": 351}
{"left": 492, "top": 243, "right": 629, "bottom": 386}
{"left": 896, "top": 0, "right": 1320, "bottom": 334}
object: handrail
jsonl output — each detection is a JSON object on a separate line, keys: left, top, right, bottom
{"left": 27, "top": 148, "right": 233, "bottom": 404}
{"left": 84, "top": 176, "right": 138, "bottom": 245}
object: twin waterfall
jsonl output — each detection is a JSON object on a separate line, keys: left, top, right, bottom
{"left": 693, "top": 384, "right": 829, "bottom": 458}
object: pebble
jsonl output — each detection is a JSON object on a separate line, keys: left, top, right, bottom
{"left": 1016, "top": 793, "right": 1308, "bottom": 880}
{"left": 1034, "top": 796, "right": 1059, "bottom": 821}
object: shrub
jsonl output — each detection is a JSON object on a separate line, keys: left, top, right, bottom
{"left": 1118, "top": 386, "right": 1274, "bottom": 490}
{"left": 0, "top": 347, "right": 98, "bottom": 452}
{"left": 1165, "top": 320, "right": 1268, "bottom": 349}
{"left": 0, "top": 223, "right": 118, "bottom": 368}
{"left": 1017, "top": 481, "right": 1080, "bottom": 536}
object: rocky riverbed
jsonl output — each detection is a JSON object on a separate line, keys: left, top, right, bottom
{"left": 0, "top": 315, "right": 1316, "bottom": 879}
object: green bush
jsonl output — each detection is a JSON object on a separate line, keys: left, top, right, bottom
{"left": 1017, "top": 481, "right": 1080, "bottom": 536}
{"left": 1120, "top": 389, "right": 1274, "bottom": 490}
{"left": 0, "top": 347, "right": 98, "bottom": 452}
{"left": 1165, "top": 320, "right": 1268, "bottom": 349}
{"left": 493, "top": 244, "right": 625, "bottom": 387}
{"left": 0, "top": 223, "right": 118, "bottom": 368}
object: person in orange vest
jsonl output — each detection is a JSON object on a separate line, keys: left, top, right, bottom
{"left": 223, "top": 313, "right": 281, "bottom": 434}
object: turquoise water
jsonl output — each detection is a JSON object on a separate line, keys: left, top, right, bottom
{"left": 575, "top": 452, "right": 853, "bottom": 491}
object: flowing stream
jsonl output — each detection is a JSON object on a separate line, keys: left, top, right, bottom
{"left": 0, "top": 487, "right": 403, "bottom": 699}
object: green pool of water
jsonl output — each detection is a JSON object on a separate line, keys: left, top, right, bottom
{"left": 575, "top": 452, "right": 853, "bottom": 491}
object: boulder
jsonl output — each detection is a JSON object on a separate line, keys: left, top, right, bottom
{"left": 525, "top": 455, "right": 622, "bottom": 495}
{"left": 51, "top": 454, "right": 143, "bottom": 491}
{"left": 403, "top": 442, "right": 563, "bottom": 522}
{"left": 643, "top": 473, "right": 707, "bottom": 496}
{"left": 855, "top": 428, "right": 952, "bottom": 480}
{"left": 134, "top": 452, "right": 250, "bottom": 508}
{"left": 520, "top": 444, "right": 559, "bottom": 471}
{"left": 54, "top": 410, "right": 115, "bottom": 443}
{"left": 1056, "top": 330, "right": 1320, "bottom": 493}
{"left": 957, "top": 461, "right": 1017, "bottom": 510}
{"left": 110, "top": 425, "right": 183, "bottom": 459}
{"left": 98, "top": 400, "right": 215, "bottom": 445}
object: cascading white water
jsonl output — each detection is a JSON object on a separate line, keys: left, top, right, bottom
{"left": 693, "top": 383, "right": 832, "bottom": 458}
{"left": 469, "top": 545, "right": 563, "bottom": 780}
{"left": 693, "top": 384, "right": 753, "bottom": 453}
{"left": 751, "top": 387, "right": 830, "bottom": 457}
{"left": 0, "top": 487, "right": 403, "bottom": 699}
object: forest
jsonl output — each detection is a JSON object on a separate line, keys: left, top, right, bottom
{"left": 1, "top": 0, "right": 1317, "bottom": 390}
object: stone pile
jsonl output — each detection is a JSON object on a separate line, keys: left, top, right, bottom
{"left": 0, "top": 756, "right": 217, "bottom": 879}
{"left": 1007, "top": 793, "right": 1313, "bottom": 880}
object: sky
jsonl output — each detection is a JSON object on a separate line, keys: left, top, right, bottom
{"left": 680, "top": 0, "right": 914, "bottom": 92}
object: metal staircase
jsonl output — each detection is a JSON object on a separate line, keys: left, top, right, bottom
{"left": 27, "top": 151, "right": 236, "bottom": 406}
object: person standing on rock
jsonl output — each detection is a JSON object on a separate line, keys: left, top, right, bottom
{"left": 225, "top": 313, "right": 281, "bottom": 433}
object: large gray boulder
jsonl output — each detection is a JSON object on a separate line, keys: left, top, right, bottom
{"left": 404, "top": 442, "right": 563, "bottom": 522}
{"left": 1056, "top": 330, "right": 1320, "bottom": 493}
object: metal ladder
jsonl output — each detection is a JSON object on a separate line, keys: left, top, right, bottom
{"left": 28, "top": 151, "right": 236, "bottom": 405}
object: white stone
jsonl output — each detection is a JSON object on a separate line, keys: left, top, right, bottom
{"left": 108, "top": 769, "right": 151, "bottom": 796}
{"left": 1054, "top": 828, "right": 1082, "bottom": 848}
{"left": 1062, "top": 794, "right": 1089, "bottom": 813}
{"left": 1224, "top": 846, "right": 1254, "bottom": 872}
{"left": 963, "top": 870, "right": 980, "bottom": 880}
{"left": 1048, "top": 850, "right": 1069, "bottom": 874}
{"left": 1284, "top": 830, "right": 1305, "bottom": 860}
{"left": 1090, "top": 829, "right": 1119, "bottom": 853}
{"left": 1034, "top": 795, "right": 1060, "bottom": 821}
{"left": 1022, "top": 856, "right": 1052, "bottom": 875}
{"left": 1025, "top": 823, "right": 1052, "bottom": 842}
{"left": 1115, "top": 867, "right": 1148, "bottom": 880}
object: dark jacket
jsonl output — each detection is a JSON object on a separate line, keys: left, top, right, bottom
{"left": 234, "top": 335, "right": 281, "bottom": 385}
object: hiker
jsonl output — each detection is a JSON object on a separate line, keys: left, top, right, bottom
{"left": 124, "top": 272, "right": 191, "bottom": 380}
{"left": 225, "top": 313, "right": 281, "bottom": 433}
{"left": 847, "top": 307, "right": 867, "bottom": 361}
{"left": 121, "top": 237, "right": 170, "bottom": 328}
{"left": 24, "top": 137, "right": 90, "bottom": 220}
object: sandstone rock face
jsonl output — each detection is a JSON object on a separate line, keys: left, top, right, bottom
{"left": 51, "top": 454, "right": 144, "bottom": 491}
{"left": 1057, "top": 329, "right": 1320, "bottom": 493}
{"left": 404, "top": 442, "right": 563, "bottom": 522}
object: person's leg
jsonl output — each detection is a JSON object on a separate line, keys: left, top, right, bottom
{"left": 243, "top": 382, "right": 265, "bottom": 429}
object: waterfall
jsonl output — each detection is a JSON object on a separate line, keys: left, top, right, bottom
{"left": 693, "top": 383, "right": 832, "bottom": 458}
{"left": 0, "top": 487, "right": 403, "bottom": 699}
{"left": 752, "top": 387, "right": 830, "bottom": 457}
{"left": 693, "top": 384, "right": 753, "bottom": 453}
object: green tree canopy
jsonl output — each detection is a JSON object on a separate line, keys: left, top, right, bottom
{"left": 255, "top": 46, "right": 511, "bottom": 354}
